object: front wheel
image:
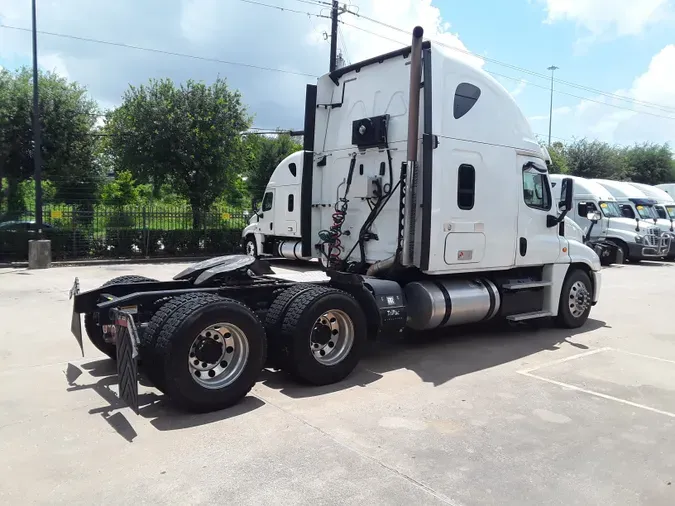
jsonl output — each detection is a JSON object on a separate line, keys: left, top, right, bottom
{"left": 556, "top": 269, "right": 593, "bottom": 329}
{"left": 279, "top": 287, "right": 367, "bottom": 385}
{"left": 244, "top": 236, "right": 258, "bottom": 258}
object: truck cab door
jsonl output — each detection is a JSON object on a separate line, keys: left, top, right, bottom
{"left": 258, "top": 189, "right": 275, "bottom": 234}
{"left": 516, "top": 159, "right": 565, "bottom": 266}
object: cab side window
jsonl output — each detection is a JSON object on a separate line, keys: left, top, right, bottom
{"left": 522, "top": 171, "right": 551, "bottom": 211}
{"left": 621, "top": 205, "right": 635, "bottom": 219}
{"left": 578, "top": 201, "right": 598, "bottom": 216}
{"left": 262, "top": 192, "right": 273, "bottom": 212}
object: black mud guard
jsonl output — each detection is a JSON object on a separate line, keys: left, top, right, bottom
{"left": 114, "top": 310, "right": 140, "bottom": 414}
{"left": 173, "top": 255, "right": 274, "bottom": 283}
{"left": 327, "top": 270, "right": 407, "bottom": 339}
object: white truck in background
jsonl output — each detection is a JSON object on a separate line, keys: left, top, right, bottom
{"left": 592, "top": 179, "right": 674, "bottom": 259}
{"left": 626, "top": 182, "right": 675, "bottom": 229}
{"left": 549, "top": 175, "right": 668, "bottom": 262}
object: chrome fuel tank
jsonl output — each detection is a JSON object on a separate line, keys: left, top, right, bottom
{"left": 404, "top": 279, "right": 500, "bottom": 330}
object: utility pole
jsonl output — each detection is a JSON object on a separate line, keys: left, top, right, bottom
{"left": 329, "top": 0, "right": 339, "bottom": 72}
{"left": 547, "top": 65, "right": 559, "bottom": 146}
{"left": 31, "top": 0, "right": 43, "bottom": 232}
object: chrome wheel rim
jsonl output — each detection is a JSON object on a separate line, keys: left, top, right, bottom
{"left": 310, "top": 309, "right": 354, "bottom": 366}
{"left": 188, "top": 323, "right": 249, "bottom": 389}
{"left": 568, "top": 280, "right": 591, "bottom": 318}
{"left": 245, "top": 240, "right": 256, "bottom": 256}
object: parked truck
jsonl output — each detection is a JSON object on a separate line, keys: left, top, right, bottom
{"left": 626, "top": 182, "right": 675, "bottom": 230}
{"left": 549, "top": 175, "right": 667, "bottom": 263}
{"left": 69, "top": 27, "right": 601, "bottom": 414}
{"left": 592, "top": 179, "right": 674, "bottom": 259}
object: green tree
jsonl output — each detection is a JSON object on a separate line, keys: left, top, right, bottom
{"left": 546, "top": 141, "right": 570, "bottom": 174}
{"left": 106, "top": 77, "right": 251, "bottom": 227}
{"left": 100, "top": 170, "right": 142, "bottom": 207}
{"left": 623, "top": 142, "right": 673, "bottom": 185}
{"left": 564, "top": 139, "right": 627, "bottom": 180}
{"left": 244, "top": 132, "right": 302, "bottom": 203}
{"left": 0, "top": 67, "right": 101, "bottom": 218}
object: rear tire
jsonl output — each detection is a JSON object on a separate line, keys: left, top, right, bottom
{"left": 84, "top": 275, "right": 157, "bottom": 360}
{"left": 279, "top": 287, "right": 367, "bottom": 386}
{"left": 264, "top": 284, "right": 326, "bottom": 369}
{"left": 139, "top": 292, "right": 223, "bottom": 392}
{"left": 153, "top": 295, "right": 267, "bottom": 413}
{"left": 607, "top": 240, "right": 627, "bottom": 265}
{"left": 555, "top": 269, "right": 593, "bottom": 329}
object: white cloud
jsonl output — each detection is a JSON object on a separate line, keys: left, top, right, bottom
{"left": 528, "top": 45, "right": 675, "bottom": 146}
{"left": 540, "top": 0, "right": 674, "bottom": 38}
{"left": 510, "top": 79, "right": 528, "bottom": 98}
{"left": 0, "top": 0, "right": 479, "bottom": 128}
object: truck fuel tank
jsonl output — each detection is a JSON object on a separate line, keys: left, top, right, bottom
{"left": 404, "top": 279, "right": 500, "bottom": 330}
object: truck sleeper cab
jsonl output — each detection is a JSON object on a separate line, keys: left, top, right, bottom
{"left": 68, "top": 27, "right": 602, "bottom": 415}
{"left": 592, "top": 179, "right": 673, "bottom": 259}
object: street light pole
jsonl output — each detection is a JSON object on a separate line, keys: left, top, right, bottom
{"left": 547, "top": 65, "right": 559, "bottom": 146}
{"left": 31, "top": 0, "right": 43, "bottom": 232}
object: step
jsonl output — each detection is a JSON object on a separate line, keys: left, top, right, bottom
{"left": 506, "top": 311, "right": 552, "bottom": 322}
{"left": 502, "top": 281, "right": 552, "bottom": 290}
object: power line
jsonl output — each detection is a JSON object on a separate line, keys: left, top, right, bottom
{"left": 234, "top": 0, "right": 330, "bottom": 18}
{"left": 340, "top": 20, "right": 675, "bottom": 121}
{"left": 342, "top": 12, "right": 675, "bottom": 115}
{"left": 0, "top": 24, "right": 319, "bottom": 78}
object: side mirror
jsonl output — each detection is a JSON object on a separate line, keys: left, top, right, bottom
{"left": 559, "top": 178, "right": 573, "bottom": 212}
{"left": 587, "top": 211, "right": 601, "bottom": 223}
{"left": 252, "top": 199, "right": 259, "bottom": 212}
{"left": 635, "top": 217, "right": 640, "bottom": 232}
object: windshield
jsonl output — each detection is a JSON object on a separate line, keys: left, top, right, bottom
{"left": 636, "top": 204, "right": 657, "bottom": 220}
{"left": 666, "top": 205, "right": 675, "bottom": 219}
{"left": 599, "top": 201, "right": 623, "bottom": 218}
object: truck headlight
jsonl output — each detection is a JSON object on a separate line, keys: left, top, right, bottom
{"left": 635, "top": 235, "right": 644, "bottom": 244}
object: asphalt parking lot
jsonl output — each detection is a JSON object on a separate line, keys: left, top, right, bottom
{"left": 1, "top": 260, "right": 674, "bottom": 505}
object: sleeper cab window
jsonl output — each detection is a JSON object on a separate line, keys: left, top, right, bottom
{"left": 457, "top": 164, "right": 475, "bottom": 210}
{"left": 288, "top": 163, "right": 297, "bottom": 177}
{"left": 262, "top": 191, "right": 273, "bottom": 211}
{"left": 522, "top": 170, "right": 551, "bottom": 211}
{"left": 454, "top": 83, "right": 481, "bottom": 119}
{"left": 288, "top": 194, "right": 294, "bottom": 212}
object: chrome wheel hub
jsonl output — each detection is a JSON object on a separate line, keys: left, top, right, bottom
{"left": 188, "top": 323, "right": 249, "bottom": 389}
{"left": 568, "top": 280, "right": 591, "bottom": 318}
{"left": 246, "top": 241, "right": 256, "bottom": 256}
{"left": 310, "top": 309, "right": 354, "bottom": 366}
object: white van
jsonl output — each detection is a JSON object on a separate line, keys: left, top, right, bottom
{"left": 550, "top": 175, "right": 669, "bottom": 261}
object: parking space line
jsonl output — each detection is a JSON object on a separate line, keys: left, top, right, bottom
{"left": 519, "top": 371, "right": 675, "bottom": 419}
{"left": 517, "top": 347, "right": 611, "bottom": 374}
{"left": 607, "top": 347, "right": 675, "bottom": 365}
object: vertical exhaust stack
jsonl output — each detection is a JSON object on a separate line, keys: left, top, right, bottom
{"left": 401, "top": 26, "right": 424, "bottom": 267}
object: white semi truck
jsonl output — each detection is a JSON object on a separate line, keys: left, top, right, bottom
{"left": 626, "top": 182, "right": 675, "bottom": 228}
{"left": 550, "top": 175, "right": 669, "bottom": 262}
{"left": 592, "top": 179, "right": 674, "bottom": 259}
{"left": 69, "top": 27, "right": 602, "bottom": 414}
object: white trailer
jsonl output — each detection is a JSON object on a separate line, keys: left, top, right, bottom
{"left": 592, "top": 179, "right": 673, "bottom": 259}
{"left": 69, "top": 27, "right": 603, "bottom": 414}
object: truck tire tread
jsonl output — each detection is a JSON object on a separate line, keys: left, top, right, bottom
{"left": 84, "top": 275, "right": 158, "bottom": 360}
{"left": 280, "top": 287, "right": 366, "bottom": 385}
{"left": 153, "top": 294, "right": 267, "bottom": 413}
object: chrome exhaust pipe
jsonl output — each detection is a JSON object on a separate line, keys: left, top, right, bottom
{"left": 401, "top": 25, "right": 424, "bottom": 266}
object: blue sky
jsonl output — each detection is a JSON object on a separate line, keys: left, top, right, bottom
{"left": 1, "top": 0, "right": 674, "bottom": 147}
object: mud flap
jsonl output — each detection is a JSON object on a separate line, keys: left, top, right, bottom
{"left": 69, "top": 277, "right": 84, "bottom": 357}
{"left": 114, "top": 311, "right": 140, "bottom": 414}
